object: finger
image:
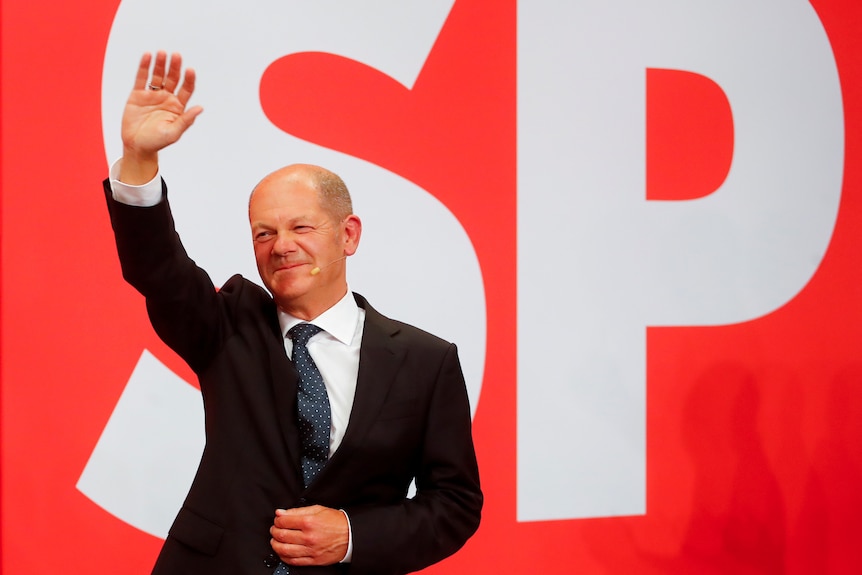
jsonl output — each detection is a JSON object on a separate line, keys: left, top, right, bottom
{"left": 271, "top": 539, "right": 313, "bottom": 563}
{"left": 278, "top": 505, "right": 322, "bottom": 516}
{"left": 176, "top": 67, "right": 197, "bottom": 107}
{"left": 179, "top": 105, "right": 204, "bottom": 128}
{"left": 270, "top": 525, "right": 307, "bottom": 546}
{"left": 271, "top": 538, "right": 324, "bottom": 568}
{"left": 272, "top": 505, "right": 327, "bottom": 529}
{"left": 133, "top": 52, "right": 152, "bottom": 91}
{"left": 150, "top": 50, "right": 168, "bottom": 89}
{"left": 270, "top": 532, "right": 316, "bottom": 561}
{"left": 273, "top": 513, "right": 306, "bottom": 529}
{"left": 161, "top": 106, "right": 204, "bottom": 145}
{"left": 163, "top": 52, "right": 183, "bottom": 93}
{"left": 273, "top": 508, "right": 320, "bottom": 529}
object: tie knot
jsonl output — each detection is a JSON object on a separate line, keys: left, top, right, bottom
{"left": 289, "top": 323, "right": 323, "bottom": 346}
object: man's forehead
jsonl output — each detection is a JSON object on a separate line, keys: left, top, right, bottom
{"left": 251, "top": 178, "right": 319, "bottom": 209}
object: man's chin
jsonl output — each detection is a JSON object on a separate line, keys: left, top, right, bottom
{"left": 267, "top": 266, "right": 309, "bottom": 285}
{"left": 268, "top": 278, "right": 309, "bottom": 301}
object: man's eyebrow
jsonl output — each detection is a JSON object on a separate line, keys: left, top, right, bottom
{"left": 250, "top": 215, "right": 318, "bottom": 227}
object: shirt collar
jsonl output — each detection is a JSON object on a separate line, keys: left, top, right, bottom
{"left": 277, "top": 289, "right": 360, "bottom": 346}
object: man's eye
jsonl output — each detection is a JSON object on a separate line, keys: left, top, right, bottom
{"left": 255, "top": 231, "right": 274, "bottom": 241}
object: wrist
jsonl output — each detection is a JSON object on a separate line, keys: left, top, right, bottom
{"left": 119, "top": 148, "right": 159, "bottom": 185}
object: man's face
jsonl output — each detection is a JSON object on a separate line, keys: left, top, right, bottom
{"left": 249, "top": 167, "right": 358, "bottom": 319}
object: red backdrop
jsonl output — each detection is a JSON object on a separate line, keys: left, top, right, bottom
{"left": 2, "top": 0, "right": 861, "bottom": 573}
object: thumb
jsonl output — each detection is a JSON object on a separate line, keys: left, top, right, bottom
{"left": 170, "top": 106, "right": 204, "bottom": 139}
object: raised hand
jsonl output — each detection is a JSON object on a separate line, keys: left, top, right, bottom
{"left": 119, "top": 51, "right": 203, "bottom": 184}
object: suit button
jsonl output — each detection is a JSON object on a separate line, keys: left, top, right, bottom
{"left": 298, "top": 497, "right": 307, "bottom": 505}
{"left": 264, "top": 553, "right": 279, "bottom": 568}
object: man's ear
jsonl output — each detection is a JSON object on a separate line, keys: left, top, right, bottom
{"left": 342, "top": 215, "right": 362, "bottom": 256}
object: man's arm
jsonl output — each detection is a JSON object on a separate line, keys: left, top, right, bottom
{"left": 345, "top": 342, "right": 482, "bottom": 575}
{"left": 105, "top": 51, "right": 218, "bottom": 369}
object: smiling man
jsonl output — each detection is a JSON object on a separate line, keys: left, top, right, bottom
{"left": 249, "top": 165, "right": 361, "bottom": 321}
{"left": 102, "top": 51, "right": 482, "bottom": 575}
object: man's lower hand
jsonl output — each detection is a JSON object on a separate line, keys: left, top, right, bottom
{"left": 270, "top": 505, "right": 349, "bottom": 566}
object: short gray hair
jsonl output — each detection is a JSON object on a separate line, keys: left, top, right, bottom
{"left": 310, "top": 167, "right": 353, "bottom": 222}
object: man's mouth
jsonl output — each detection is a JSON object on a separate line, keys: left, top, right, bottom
{"left": 274, "top": 262, "right": 308, "bottom": 273}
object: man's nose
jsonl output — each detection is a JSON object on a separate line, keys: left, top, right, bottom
{"left": 272, "top": 232, "right": 297, "bottom": 255}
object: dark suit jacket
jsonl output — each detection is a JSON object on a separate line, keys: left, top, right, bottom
{"left": 103, "top": 180, "right": 482, "bottom": 575}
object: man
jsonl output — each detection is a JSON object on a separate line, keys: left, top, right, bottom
{"left": 103, "top": 51, "right": 482, "bottom": 574}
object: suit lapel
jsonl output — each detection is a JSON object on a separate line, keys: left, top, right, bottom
{"left": 321, "top": 295, "right": 406, "bottom": 474}
{"left": 264, "top": 306, "right": 305, "bottom": 484}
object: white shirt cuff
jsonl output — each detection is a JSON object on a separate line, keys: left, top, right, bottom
{"left": 339, "top": 509, "right": 353, "bottom": 563}
{"left": 108, "top": 158, "right": 163, "bottom": 206}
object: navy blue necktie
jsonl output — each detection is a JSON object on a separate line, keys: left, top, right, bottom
{"left": 273, "top": 324, "right": 332, "bottom": 575}
{"left": 289, "top": 323, "right": 331, "bottom": 488}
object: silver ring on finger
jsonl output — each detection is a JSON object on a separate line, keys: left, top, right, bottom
{"left": 147, "top": 82, "right": 165, "bottom": 91}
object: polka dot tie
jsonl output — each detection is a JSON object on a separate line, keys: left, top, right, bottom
{"left": 289, "top": 323, "right": 331, "bottom": 488}
{"left": 272, "top": 324, "right": 330, "bottom": 575}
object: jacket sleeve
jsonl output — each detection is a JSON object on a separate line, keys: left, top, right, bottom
{"left": 103, "top": 177, "right": 227, "bottom": 373}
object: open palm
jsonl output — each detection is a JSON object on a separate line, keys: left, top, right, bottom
{"left": 121, "top": 51, "right": 203, "bottom": 157}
